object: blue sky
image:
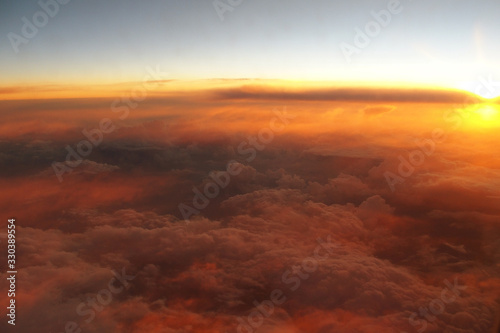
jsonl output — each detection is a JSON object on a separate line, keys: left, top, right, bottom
{"left": 1, "top": 0, "right": 500, "bottom": 88}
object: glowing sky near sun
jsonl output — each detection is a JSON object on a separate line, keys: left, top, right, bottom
{"left": 1, "top": 0, "right": 500, "bottom": 92}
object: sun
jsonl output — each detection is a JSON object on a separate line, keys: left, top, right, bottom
{"left": 463, "top": 103, "right": 500, "bottom": 128}
{"left": 476, "top": 104, "right": 498, "bottom": 120}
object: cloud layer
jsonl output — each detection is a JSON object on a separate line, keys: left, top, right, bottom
{"left": 0, "top": 86, "right": 499, "bottom": 332}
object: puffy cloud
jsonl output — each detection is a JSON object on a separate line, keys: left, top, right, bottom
{"left": 0, "top": 92, "right": 499, "bottom": 332}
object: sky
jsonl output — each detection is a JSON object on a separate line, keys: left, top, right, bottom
{"left": 1, "top": 0, "right": 500, "bottom": 90}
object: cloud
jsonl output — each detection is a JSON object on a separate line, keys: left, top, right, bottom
{"left": 210, "top": 85, "right": 480, "bottom": 103}
{"left": 362, "top": 105, "right": 396, "bottom": 117}
{"left": 1, "top": 90, "right": 499, "bottom": 332}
